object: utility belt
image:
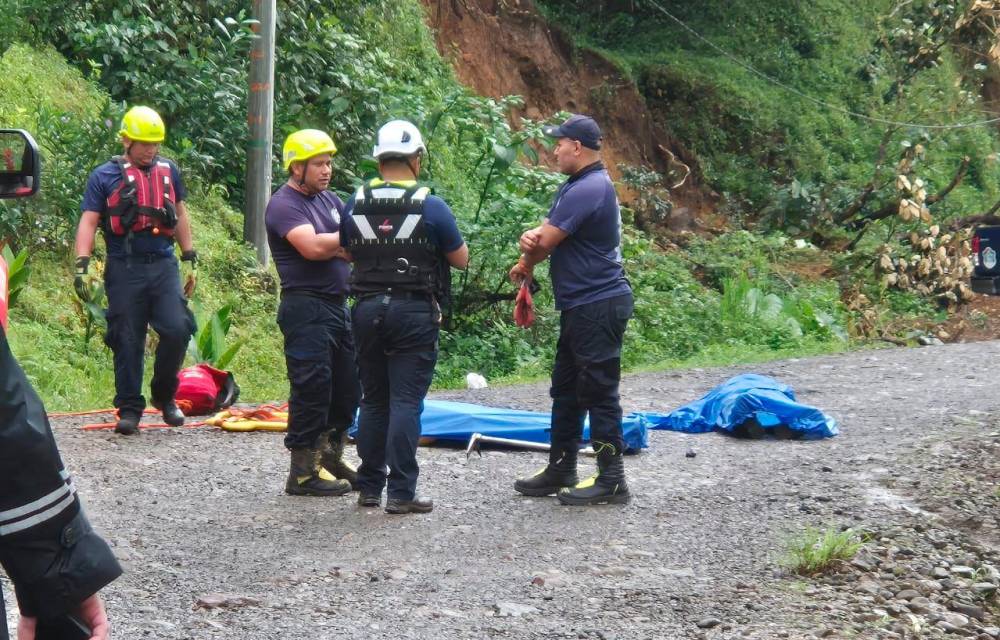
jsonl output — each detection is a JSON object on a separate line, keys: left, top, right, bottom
{"left": 281, "top": 289, "right": 347, "bottom": 306}
{"left": 108, "top": 252, "right": 173, "bottom": 264}
{"left": 355, "top": 288, "right": 442, "bottom": 325}
{"left": 354, "top": 289, "right": 434, "bottom": 302}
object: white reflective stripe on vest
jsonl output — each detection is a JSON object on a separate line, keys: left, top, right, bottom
{"left": 353, "top": 215, "right": 378, "bottom": 240}
{"left": 0, "top": 470, "right": 77, "bottom": 536}
{"left": 370, "top": 187, "right": 408, "bottom": 200}
{"left": 395, "top": 214, "right": 422, "bottom": 240}
{"left": 355, "top": 184, "right": 430, "bottom": 202}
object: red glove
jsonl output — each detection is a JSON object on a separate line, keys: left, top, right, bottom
{"left": 514, "top": 281, "right": 535, "bottom": 328}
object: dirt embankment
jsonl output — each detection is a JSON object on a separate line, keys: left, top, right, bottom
{"left": 420, "top": 0, "right": 718, "bottom": 229}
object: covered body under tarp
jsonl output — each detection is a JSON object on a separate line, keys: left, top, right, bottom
{"left": 642, "top": 373, "right": 838, "bottom": 439}
{"left": 354, "top": 400, "right": 650, "bottom": 452}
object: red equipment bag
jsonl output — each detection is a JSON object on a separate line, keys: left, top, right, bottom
{"left": 175, "top": 364, "right": 240, "bottom": 416}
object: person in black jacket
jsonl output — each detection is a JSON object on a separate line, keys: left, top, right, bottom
{"left": 0, "top": 324, "right": 121, "bottom": 640}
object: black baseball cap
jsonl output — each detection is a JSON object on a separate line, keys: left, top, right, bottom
{"left": 542, "top": 114, "right": 603, "bottom": 150}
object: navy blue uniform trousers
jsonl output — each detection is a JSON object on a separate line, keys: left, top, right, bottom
{"left": 352, "top": 295, "right": 439, "bottom": 501}
{"left": 550, "top": 293, "right": 634, "bottom": 457}
{"left": 103, "top": 254, "right": 195, "bottom": 418}
{"left": 277, "top": 292, "right": 361, "bottom": 450}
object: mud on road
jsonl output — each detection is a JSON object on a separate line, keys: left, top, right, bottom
{"left": 4, "top": 341, "right": 1000, "bottom": 639}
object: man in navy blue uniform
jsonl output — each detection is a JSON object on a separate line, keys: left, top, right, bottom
{"left": 74, "top": 106, "right": 197, "bottom": 435}
{"left": 265, "top": 129, "right": 360, "bottom": 497}
{"left": 341, "top": 120, "right": 468, "bottom": 514}
{"left": 511, "top": 114, "right": 634, "bottom": 506}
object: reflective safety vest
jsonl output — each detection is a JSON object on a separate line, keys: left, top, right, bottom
{"left": 349, "top": 180, "right": 447, "bottom": 300}
{"left": 104, "top": 156, "right": 178, "bottom": 236}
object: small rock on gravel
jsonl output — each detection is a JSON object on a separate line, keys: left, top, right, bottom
{"left": 494, "top": 602, "right": 538, "bottom": 618}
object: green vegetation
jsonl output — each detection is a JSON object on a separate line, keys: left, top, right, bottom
{"left": 782, "top": 526, "right": 865, "bottom": 575}
{"left": 0, "top": 1, "right": 964, "bottom": 409}
{"left": 537, "top": 0, "right": 1000, "bottom": 224}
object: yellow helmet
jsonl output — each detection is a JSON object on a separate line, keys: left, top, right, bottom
{"left": 283, "top": 129, "right": 337, "bottom": 172}
{"left": 119, "top": 106, "right": 166, "bottom": 143}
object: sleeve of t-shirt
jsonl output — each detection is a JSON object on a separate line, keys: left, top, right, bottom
{"left": 423, "top": 196, "right": 464, "bottom": 253}
{"left": 340, "top": 195, "right": 357, "bottom": 248}
{"left": 547, "top": 181, "right": 599, "bottom": 236}
{"left": 169, "top": 161, "right": 187, "bottom": 202}
{"left": 80, "top": 169, "right": 107, "bottom": 213}
{"left": 267, "top": 198, "right": 313, "bottom": 239}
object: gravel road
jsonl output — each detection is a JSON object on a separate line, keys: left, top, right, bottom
{"left": 4, "top": 341, "right": 999, "bottom": 639}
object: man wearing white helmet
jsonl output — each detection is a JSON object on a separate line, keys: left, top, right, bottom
{"left": 341, "top": 120, "right": 468, "bottom": 514}
{"left": 265, "top": 129, "right": 360, "bottom": 497}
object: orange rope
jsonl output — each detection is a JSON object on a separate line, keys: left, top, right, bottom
{"left": 49, "top": 407, "right": 164, "bottom": 418}
{"left": 80, "top": 420, "right": 206, "bottom": 431}
{"left": 53, "top": 407, "right": 208, "bottom": 431}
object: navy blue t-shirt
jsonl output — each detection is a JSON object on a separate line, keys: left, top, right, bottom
{"left": 341, "top": 184, "right": 464, "bottom": 254}
{"left": 80, "top": 157, "right": 187, "bottom": 257}
{"left": 547, "top": 162, "right": 631, "bottom": 310}
{"left": 265, "top": 184, "right": 351, "bottom": 296}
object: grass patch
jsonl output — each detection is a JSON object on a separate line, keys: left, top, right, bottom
{"left": 781, "top": 526, "right": 864, "bottom": 575}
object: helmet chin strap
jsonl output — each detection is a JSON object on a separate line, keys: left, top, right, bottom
{"left": 405, "top": 154, "right": 420, "bottom": 180}
{"left": 294, "top": 160, "right": 317, "bottom": 195}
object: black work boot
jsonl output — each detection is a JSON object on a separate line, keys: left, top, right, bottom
{"left": 558, "top": 442, "right": 630, "bottom": 506}
{"left": 514, "top": 448, "right": 578, "bottom": 496}
{"left": 153, "top": 399, "right": 185, "bottom": 427}
{"left": 385, "top": 497, "right": 434, "bottom": 514}
{"left": 115, "top": 413, "right": 141, "bottom": 436}
{"left": 318, "top": 429, "right": 358, "bottom": 490}
{"left": 285, "top": 448, "right": 352, "bottom": 496}
{"left": 357, "top": 493, "right": 381, "bottom": 508}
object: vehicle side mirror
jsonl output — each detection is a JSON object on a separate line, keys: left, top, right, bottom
{"left": 0, "top": 129, "right": 40, "bottom": 199}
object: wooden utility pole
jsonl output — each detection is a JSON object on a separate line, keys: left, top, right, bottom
{"left": 244, "top": 0, "right": 276, "bottom": 266}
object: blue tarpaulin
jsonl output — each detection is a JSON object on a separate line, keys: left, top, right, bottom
{"left": 351, "top": 374, "right": 834, "bottom": 452}
{"left": 642, "top": 373, "right": 838, "bottom": 439}
{"left": 401, "top": 400, "right": 650, "bottom": 452}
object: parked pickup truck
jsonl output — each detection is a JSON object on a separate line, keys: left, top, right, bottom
{"left": 971, "top": 226, "right": 1000, "bottom": 295}
{"left": 0, "top": 128, "right": 40, "bottom": 329}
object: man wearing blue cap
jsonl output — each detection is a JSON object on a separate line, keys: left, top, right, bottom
{"left": 510, "top": 114, "right": 634, "bottom": 506}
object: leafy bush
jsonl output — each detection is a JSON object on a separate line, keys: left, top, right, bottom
{"left": 1, "top": 245, "right": 29, "bottom": 309}
{"left": 187, "top": 303, "right": 245, "bottom": 369}
{"left": 0, "top": 44, "right": 118, "bottom": 251}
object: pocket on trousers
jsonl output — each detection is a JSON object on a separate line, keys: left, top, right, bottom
{"left": 103, "top": 311, "right": 119, "bottom": 349}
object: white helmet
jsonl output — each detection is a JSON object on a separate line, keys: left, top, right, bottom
{"left": 373, "top": 119, "right": 426, "bottom": 159}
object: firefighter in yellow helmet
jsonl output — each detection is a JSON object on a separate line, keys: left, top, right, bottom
{"left": 265, "top": 129, "right": 361, "bottom": 496}
{"left": 73, "top": 105, "right": 198, "bottom": 435}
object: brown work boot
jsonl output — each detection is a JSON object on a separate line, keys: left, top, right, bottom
{"left": 385, "top": 497, "right": 433, "bottom": 514}
{"left": 318, "top": 429, "right": 358, "bottom": 490}
{"left": 285, "top": 448, "right": 351, "bottom": 496}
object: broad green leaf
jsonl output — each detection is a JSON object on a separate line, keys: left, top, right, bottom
{"left": 492, "top": 143, "right": 517, "bottom": 171}
{"left": 215, "top": 338, "right": 245, "bottom": 370}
